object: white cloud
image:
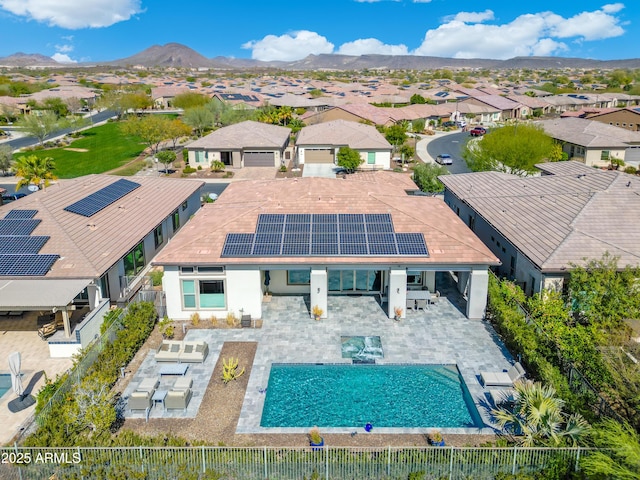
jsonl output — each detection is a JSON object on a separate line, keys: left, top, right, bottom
{"left": 0, "top": 0, "right": 143, "bottom": 29}
{"left": 51, "top": 53, "right": 77, "bottom": 63}
{"left": 54, "top": 44, "right": 73, "bottom": 53}
{"left": 242, "top": 30, "right": 334, "bottom": 62}
{"left": 412, "top": 0, "right": 432, "bottom": 3}
{"left": 413, "top": 6, "right": 625, "bottom": 59}
{"left": 338, "top": 38, "right": 409, "bottom": 56}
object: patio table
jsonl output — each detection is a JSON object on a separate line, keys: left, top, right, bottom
{"left": 159, "top": 364, "right": 189, "bottom": 376}
{"left": 152, "top": 389, "right": 168, "bottom": 409}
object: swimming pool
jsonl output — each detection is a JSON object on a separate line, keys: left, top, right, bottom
{"left": 0, "top": 374, "right": 11, "bottom": 398}
{"left": 260, "top": 364, "right": 483, "bottom": 428}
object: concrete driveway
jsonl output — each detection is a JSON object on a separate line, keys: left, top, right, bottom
{"left": 302, "top": 163, "right": 339, "bottom": 178}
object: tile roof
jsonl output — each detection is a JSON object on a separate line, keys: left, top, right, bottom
{"left": 440, "top": 163, "right": 640, "bottom": 271}
{"left": 187, "top": 121, "right": 291, "bottom": 150}
{"left": 153, "top": 175, "right": 499, "bottom": 268}
{"left": 296, "top": 119, "right": 391, "bottom": 150}
{"left": 0, "top": 175, "right": 203, "bottom": 279}
{"left": 536, "top": 117, "right": 640, "bottom": 147}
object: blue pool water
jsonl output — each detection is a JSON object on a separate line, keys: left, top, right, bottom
{"left": 0, "top": 374, "right": 11, "bottom": 398}
{"left": 260, "top": 364, "right": 483, "bottom": 428}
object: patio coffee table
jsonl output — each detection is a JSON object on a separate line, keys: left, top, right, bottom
{"left": 159, "top": 364, "right": 189, "bottom": 376}
{"left": 152, "top": 389, "right": 168, "bottom": 409}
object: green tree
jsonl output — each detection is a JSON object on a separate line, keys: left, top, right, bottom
{"left": 165, "top": 118, "right": 192, "bottom": 149}
{"left": 336, "top": 146, "right": 363, "bottom": 173}
{"left": 568, "top": 253, "right": 640, "bottom": 334}
{"left": 410, "top": 94, "right": 426, "bottom": 104}
{"left": 16, "top": 111, "right": 59, "bottom": 145}
{"left": 156, "top": 149, "right": 177, "bottom": 173}
{"left": 289, "top": 118, "right": 305, "bottom": 134}
{"left": 0, "top": 144, "right": 13, "bottom": 175}
{"left": 120, "top": 114, "right": 173, "bottom": 155}
{"left": 172, "top": 92, "right": 209, "bottom": 110}
{"left": 183, "top": 106, "right": 215, "bottom": 137}
{"left": 493, "top": 379, "right": 590, "bottom": 447}
{"left": 411, "top": 118, "right": 425, "bottom": 133}
{"left": 40, "top": 97, "right": 69, "bottom": 117}
{"left": 384, "top": 123, "right": 408, "bottom": 154}
{"left": 412, "top": 163, "right": 449, "bottom": 193}
{"left": 462, "top": 123, "right": 557, "bottom": 176}
{"left": 580, "top": 419, "right": 640, "bottom": 479}
{"left": 14, "top": 154, "right": 57, "bottom": 190}
{"left": 309, "top": 88, "right": 323, "bottom": 98}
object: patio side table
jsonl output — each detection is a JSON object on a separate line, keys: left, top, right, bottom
{"left": 152, "top": 389, "right": 168, "bottom": 409}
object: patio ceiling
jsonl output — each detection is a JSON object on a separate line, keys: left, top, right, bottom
{"left": 0, "top": 278, "right": 92, "bottom": 309}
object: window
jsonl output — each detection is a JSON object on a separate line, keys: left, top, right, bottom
{"left": 124, "top": 242, "right": 145, "bottom": 277}
{"left": 181, "top": 279, "right": 226, "bottom": 309}
{"left": 407, "top": 270, "right": 423, "bottom": 286}
{"left": 367, "top": 152, "right": 376, "bottom": 164}
{"left": 154, "top": 225, "right": 163, "bottom": 248}
{"left": 195, "top": 151, "right": 205, "bottom": 163}
{"left": 180, "top": 266, "right": 195, "bottom": 274}
{"left": 288, "top": 270, "right": 310, "bottom": 285}
{"left": 198, "top": 266, "right": 224, "bottom": 274}
{"left": 182, "top": 201, "right": 188, "bottom": 211}
{"left": 468, "top": 215, "right": 475, "bottom": 232}
{"left": 172, "top": 209, "right": 180, "bottom": 232}
{"left": 601, "top": 150, "right": 611, "bottom": 161}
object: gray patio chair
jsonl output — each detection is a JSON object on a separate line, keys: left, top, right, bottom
{"left": 166, "top": 388, "right": 193, "bottom": 411}
{"left": 173, "top": 375, "right": 193, "bottom": 391}
{"left": 416, "top": 298, "right": 428, "bottom": 311}
{"left": 406, "top": 298, "right": 415, "bottom": 312}
{"left": 136, "top": 377, "right": 159, "bottom": 393}
{"left": 128, "top": 390, "right": 152, "bottom": 412}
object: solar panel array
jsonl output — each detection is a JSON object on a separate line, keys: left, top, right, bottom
{"left": 0, "top": 210, "right": 58, "bottom": 276}
{"left": 64, "top": 178, "right": 141, "bottom": 217}
{"left": 221, "top": 213, "right": 429, "bottom": 258}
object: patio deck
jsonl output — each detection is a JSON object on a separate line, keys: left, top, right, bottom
{"left": 124, "top": 273, "right": 514, "bottom": 435}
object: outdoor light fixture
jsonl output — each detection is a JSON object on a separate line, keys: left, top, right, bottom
{"left": 396, "top": 288, "right": 400, "bottom": 294}
{"left": 317, "top": 287, "right": 321, "bottom": 293}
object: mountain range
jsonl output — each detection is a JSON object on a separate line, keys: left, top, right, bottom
{"left": 2, "top": 43, "right": 640, "bottom": 70}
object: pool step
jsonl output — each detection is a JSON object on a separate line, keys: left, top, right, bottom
{"left": 352, "top": 358, "right": 376, "bottom": 364}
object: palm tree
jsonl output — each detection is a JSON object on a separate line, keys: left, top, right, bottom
{"left": 14, "top": 154, "right": 57, "bottom": 190}
{"left": 492, "top": 379, "right": 590, "bottom": 447}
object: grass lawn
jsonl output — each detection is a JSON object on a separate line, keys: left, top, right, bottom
{"left": 16, "top": 121, "right": 146, "bottom": 178}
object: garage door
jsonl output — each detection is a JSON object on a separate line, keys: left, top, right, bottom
{"left": 305, "top": 149, "right": 334, "bottom": 164}
{"left": 625, "top": 146, "right": 640, "bottom": 167}
{"left": 244, "top": 151, "right": 275, "bottom": 167}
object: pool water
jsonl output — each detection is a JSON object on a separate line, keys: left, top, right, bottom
{"left": 0, "top": 374, "right": 11, "bottom": 398}
{"left": 260, "top": 364, "right": 483, "bottom": 428}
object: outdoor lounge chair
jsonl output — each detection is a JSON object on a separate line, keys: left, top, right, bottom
{"left": 137, "top": 377, "right": 159, "bottom": 393}
{"left": 128, "top": 390, "right": 152, "bottom": 411}
{"left": 416, "top": 298, "right": 428, "bottom": 311}
{"left": 173, "top": 375, "right": 193, "bottom": 391}
{"left": 165, "top": 388, "right": 192, "bottom": 411}
{"left": 480, "top": 362, "right": 526, "bottom": 387}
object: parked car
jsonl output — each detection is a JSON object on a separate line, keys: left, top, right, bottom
{"left": 435, "top": 154, "right": 453, "bottom": 165}
{"left": 470, "top": 127, "right": 487, "bottom": 136}
{"left": 441, "top": 121, "right": 456, "bottom": 128}
{"left": 456, "top": 120, "right": 467, "bottom": 128}
{"left": 1, "top": 193, "right": 26, "bottom": 203}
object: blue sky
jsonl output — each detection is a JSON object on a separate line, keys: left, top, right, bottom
{"left": 0, "top": 1, "right": 635, "bottom": 63}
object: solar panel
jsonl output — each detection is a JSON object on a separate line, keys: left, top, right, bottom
{"left": 0, "top": 236, "right": 49, "bottom": 254}
{"left": 340, "top": 232, "right": 367, "bottom": 243}
{"left": 396, "top": 233, "right": 429, "bottom": 256}
{"left": 256, "top": 222, "right": 284, "bottom": 234}
{"left": 64, "top": 179, "right": 141, "bottom": 217}
{"left": 4, "top": 210, "right": 37, "bottom": 219}
{"left": 221, "top": 243, "right": 253, "bottom": 257}
{"left": 365, "top": 213, "right": 392, "bottom": 224}
{"left": 284, "top": 233, "right": 310, "bottom": 244}
{"left": 312, "top": 233, "right": 338, "bottom": 244}
{"left": 339, "top": 243, "right": 368, "bottom": 255}
{"left": 312, "top": 214, "right": 337, "bottom": 223}
{"left": 286, "top": 213, "right": 311, "bottom": 223}
{"left": 258, "top": 214, "right": 285, "bottom": 224}
{"left": 369, "top": 243, "right": 398, "bottom": 255}
{"left": 339, "top": 223, "right": 365, "bottom": 233}
{"left": 255, "top": 233, "right": 283, "bottom": 244}
{"left": 367, "top": 233, "right": 395, "bottom": 244}
{"left": 312, "top": 223, "right": 337, "bottom": 233}
{"left": 284, "top": 223, "right": 310, "bottom": 233}
{"left": 311, "top": 243, "right": 339, "bottom": 255}
{"left": 282, "top": 243, "right": 310, "bottom": 255}
{"left": 0, "top": 254, "right": 59, "bottom": 276}
{"left": 225, "top": 233, "right": 254, "bottom": 244}
{"left": 338, "top": 214, "right": 363, "bottom": 224}
{"left": 0, "top": 219, "right": 41, "bottom": 236}
{"left": 366, "top": 222, "right": 394, "bottom": 233}
{"left": 252, "top": 243, "right": 281, "bottom": 256}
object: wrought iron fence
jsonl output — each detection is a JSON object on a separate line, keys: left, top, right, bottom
{"left": 0, "top": 446, "right": 590, "bottom": 480}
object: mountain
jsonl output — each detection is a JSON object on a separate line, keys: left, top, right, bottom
{"left": 0, "top": 52, "right": 59, "bottom": 67}
{"left": 104, "top": 43, "right": 226, "bottom": 68}
{"left": 3, "top": 43, "right": 640, "bottom": 70}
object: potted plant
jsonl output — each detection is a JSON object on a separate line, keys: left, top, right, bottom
{"left": 312, "top": 305, "right": 323, "bottom": 321}
{"left": 309, "top": 426, "right": 324, "bottom": 450}
{"left": 393, "top": 306, "right": 403, "bottom": 321}
{"left": 429, "top": 431, "right": 445, "bottom": 446}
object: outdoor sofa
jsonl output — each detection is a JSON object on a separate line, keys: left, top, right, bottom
{"left": 480, "top": 362, "right": 526, "bottom": 387}
{"left": 165, "top": 388, "right": 193, "bottom": 411}
{"left": 155, "top": 340, "right": 209, "bottom": 363}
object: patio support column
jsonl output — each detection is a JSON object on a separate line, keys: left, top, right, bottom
{"left": 87, "top": 283, "right": 99, "bottom": 310}
{"left": 310, "top": 269, "right": 327, "bottom": 318}
{"left": 62, "top": 308, "right": 71, "bottom": 338}
{"left": 423, "top": 271, "right": 436, "bottom": 292}
{"left": 388, "top": 269, "right": 407, "bottom": 319}
{"left": 466, "top": 269, "right": 489, "bottom": 320}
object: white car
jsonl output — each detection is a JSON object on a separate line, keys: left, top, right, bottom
{"left": 456, "top": 120, "right": 467, "bottom": 128}
{"left": 435, "top": 154, "right": 453, "bottom": 165}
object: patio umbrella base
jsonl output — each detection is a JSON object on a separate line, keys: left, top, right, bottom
{"left": 8, "top": 395, "right": 35, "bottom": 413}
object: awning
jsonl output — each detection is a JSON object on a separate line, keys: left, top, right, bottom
{"left": 0, "top": 279, "right": 93, "bottom": 309}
